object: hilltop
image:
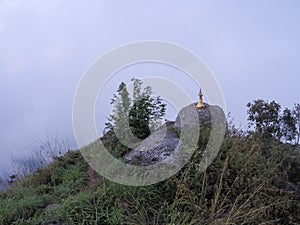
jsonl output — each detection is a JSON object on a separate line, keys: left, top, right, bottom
{"left": 1, "top": 102, "right": 300, "bottom": 224}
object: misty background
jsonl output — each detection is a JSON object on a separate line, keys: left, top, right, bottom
{"left": 1, "top": 1, "right": 300, "bottom": 173}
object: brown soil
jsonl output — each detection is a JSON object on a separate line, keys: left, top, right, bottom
{"left": 85, "top": 166, "right": 101, "bottom": 189}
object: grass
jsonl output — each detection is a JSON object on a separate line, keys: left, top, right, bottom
{"left": 0, "top": 132, "right": 299, "bottom": 224}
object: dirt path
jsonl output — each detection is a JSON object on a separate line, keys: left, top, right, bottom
{"left": 85, "top": 166, "right": 101, "bottom": 189}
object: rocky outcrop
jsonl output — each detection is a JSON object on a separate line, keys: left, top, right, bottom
{"left": 174, "top": 103, "right": 225, "bottom": 130}
{"left": 124, "top": 103, "right": 226, "bottom": 166}
{"left": 124, "top": 130, "right": 182, "bottom": 166}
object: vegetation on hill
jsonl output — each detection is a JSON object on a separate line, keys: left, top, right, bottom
{"left": 0, "top": 83, "right": 300, "bottom": 224}
{"left": 104, "top": 78, "right": 166, "bottom": 158}
{"left": 1, "top": 128, "right": 299, "bottom": 224}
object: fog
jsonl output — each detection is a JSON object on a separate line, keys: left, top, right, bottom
{"left": 1, "top": 0, "right": 300, "bottom": 172}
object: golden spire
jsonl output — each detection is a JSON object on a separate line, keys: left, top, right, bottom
{"left": 196, "top": 88, "right": 205, "bottom": 109}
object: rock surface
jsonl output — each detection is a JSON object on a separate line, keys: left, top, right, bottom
{"left": 124, "top": 103, "right": 226, "bottom": 166}
{"left": 124, "top": 130, "right": 182, "bottom": 166}
{"left": 175, "top": 103, "right": 213, "bottom": 129}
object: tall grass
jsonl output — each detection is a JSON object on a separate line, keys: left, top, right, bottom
{"left": 1, "top": 136, "right": 71, "bottom": 189}
{"left": 0, "top": 128, "right": 299, "bottom": 224}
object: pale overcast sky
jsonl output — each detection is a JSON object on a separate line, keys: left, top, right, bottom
{"left": 1, "top": 0, "right": 300, "bottom": 171}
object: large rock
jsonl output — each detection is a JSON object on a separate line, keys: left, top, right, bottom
{"left": 124, "top": 103, "right": 226, "bottom": 167}
{"left": 124, "top": 130, "right": 182, "bottom": 166}
{"left": 175, "top": 103, "right": 213, "bottom": 129}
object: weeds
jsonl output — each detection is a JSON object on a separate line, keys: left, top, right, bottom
{"left": 0, "top": 130, "right": 299, "bottom": 224}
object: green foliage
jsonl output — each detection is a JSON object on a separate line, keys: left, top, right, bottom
{"left": 129, "top": 78, "right": 166, "bottom": 139}
{"left": 247, "top": 99, "right": 300, "bottom": 144}
{"left": 105, "top": 78, "right": 166, "bottom": 157}
{"left": 105, "top": 82, "right": 131, "bottom": 144}
{"left": 1, "top": 133, "right": 300, "bottom": 224}
{"left": 0, "top": 187, "right": 51, "bottom": 225}
{"left": 281, "top": 108, "right": 297, "bottom": 143}
{"left": 0, "top": 151, "right": 90, "bottom": 225}
{"left": 293, "top": 103, "right": 300, "bottom": 144}
{"left": 247, "top": 99, "right": 282, "bottom": 139}
{"left": 1, "top": 98, "right": 300, "bottom": 224}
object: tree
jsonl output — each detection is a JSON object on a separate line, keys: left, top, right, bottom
{"left": 105, "top": 82, "right": 131, "bottom": 145}
{"left": 105, "top": 79, "right": 166, "bottom": 154}
{"left": 129, "top": 78, "right": 166, "bottom": 139}
{"left": 247, "top": 99, "right": 281, "bottom": 139}
{"left": 293, "top": 103, "right": 300, "bottom": 144}
{"left": 281, "top": 108, "right": 297, "bottom": 143}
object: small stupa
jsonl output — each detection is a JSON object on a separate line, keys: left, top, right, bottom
{"left": 196, "top": 89, "right": 205, "bottom": 109}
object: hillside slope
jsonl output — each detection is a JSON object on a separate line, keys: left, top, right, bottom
{"left": 1, "top": 131, "right": 300, "bottom": 225}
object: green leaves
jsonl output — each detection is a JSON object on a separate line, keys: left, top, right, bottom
{"left": 293, "top": 103, "right": 300, "bottom": 144}
{"left": 281, "top": 108, "right": 297, "bottom": 143}
{"left": 247, "top": 99, "right": 281, "bottom": 139}
{"left": 247, "top": 99, "right": 300, "bottom": 144}
{"left": 105, "top": 78, "right": 166, "bottom": 156}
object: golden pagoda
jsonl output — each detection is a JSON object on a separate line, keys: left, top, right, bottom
{"left": 196, "top": 88, "right": 205, "bottom": 109}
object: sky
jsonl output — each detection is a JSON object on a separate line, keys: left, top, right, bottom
{"left": 0, "top": 0, "right": 300, "bottom": 172}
